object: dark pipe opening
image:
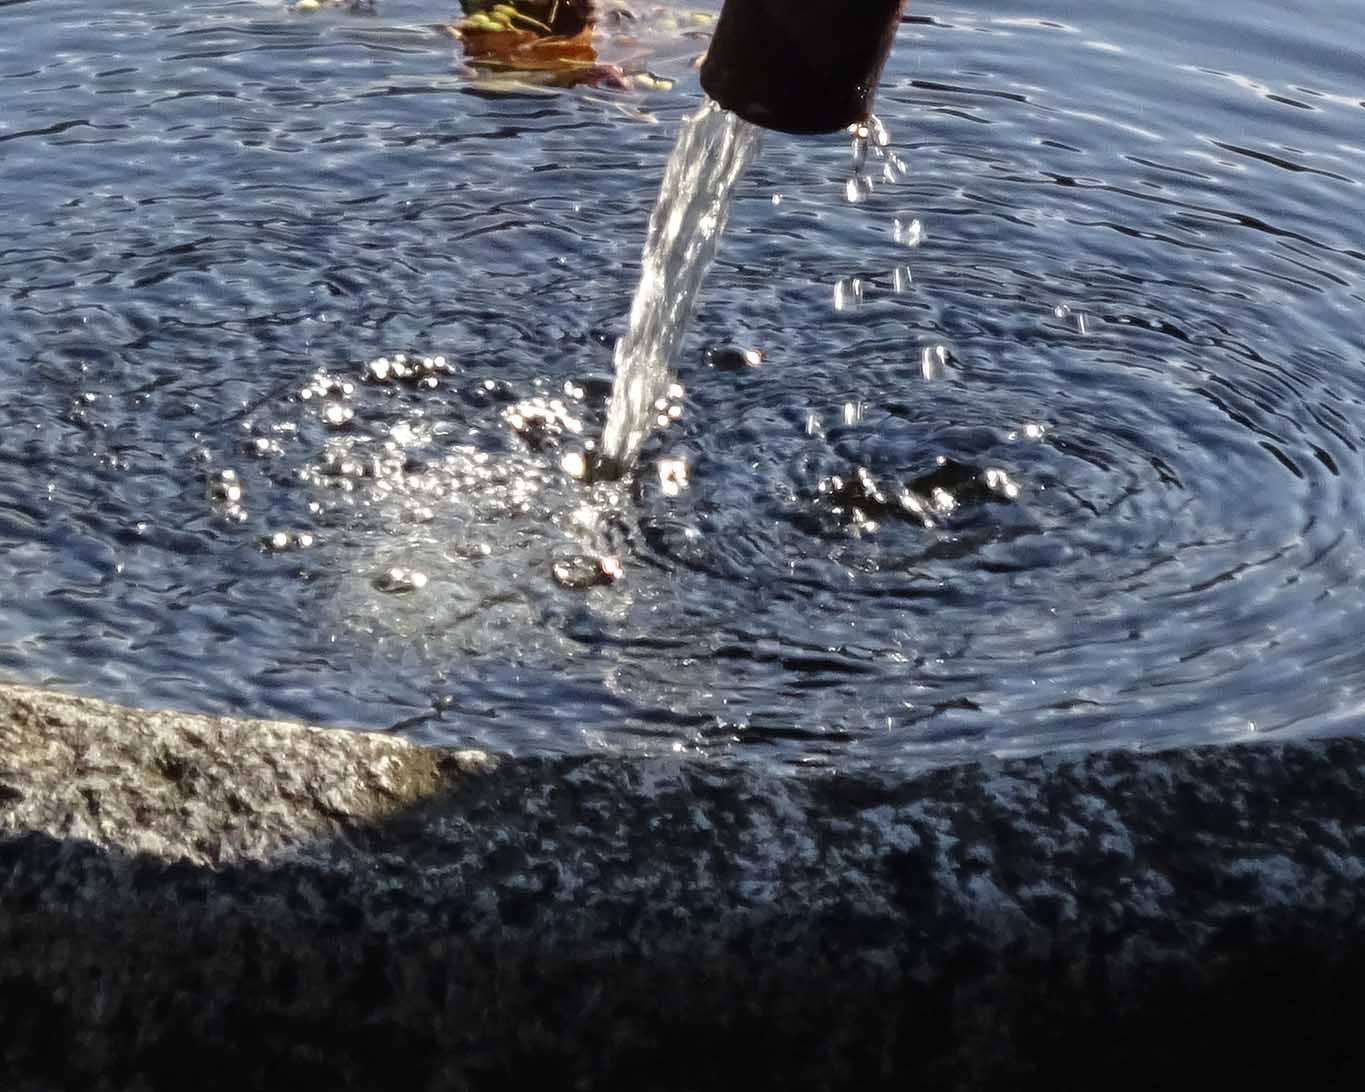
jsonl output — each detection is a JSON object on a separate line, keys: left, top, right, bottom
{"left": 700, "top": 0, "right": 908, "bottom": 136}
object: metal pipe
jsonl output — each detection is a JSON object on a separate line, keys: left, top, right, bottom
{"left": 700, "top": 0, "right": 907, "bottom": 136}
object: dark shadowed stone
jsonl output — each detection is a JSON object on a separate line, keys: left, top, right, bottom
{"left": 2, "top": 681, "right": 1364, "bottom": 1091}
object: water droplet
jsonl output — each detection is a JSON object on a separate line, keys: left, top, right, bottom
{"left": 833, "top": 277, "right": 865, "bottom": 313}
{"left": 561, "top": 450, "right": 589, "bottom": 480}
{"left": 850, "top": 134, "right": 868, "bottom": 175}
{"left": 921, "top": 344, "right": 949, "bottom": 381}
{"left": 658, "top": 456, "right": 689, "bottom": 496}
{"left": 893, "top": 217, "right": 924, "bottom": 247}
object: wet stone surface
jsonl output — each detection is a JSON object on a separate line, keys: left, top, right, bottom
{"left": 3, "top": 682, "right": 1364, "bottom": 1090}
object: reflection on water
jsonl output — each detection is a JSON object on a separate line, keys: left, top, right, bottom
{"left": 1, "top": 0, "right": 1364, "bottom": 769}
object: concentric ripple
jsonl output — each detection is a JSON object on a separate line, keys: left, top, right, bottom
{"left": 1, "top": 0, "right": 1363, "bottom": 767}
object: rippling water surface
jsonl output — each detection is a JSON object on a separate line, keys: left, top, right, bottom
{"left": 2, "top": 0, "right": 1363, "bottom": 768}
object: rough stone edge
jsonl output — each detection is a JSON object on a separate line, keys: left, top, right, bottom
{"left": 0, "top": 682, "right": 494, "bottom": 864}
{"left": 3, "top": 682, "right": 1365, "bottom": 1091}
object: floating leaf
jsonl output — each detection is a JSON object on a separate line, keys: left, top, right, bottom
{"left": 446, "top": 2, "right": 711, "bottom": 93}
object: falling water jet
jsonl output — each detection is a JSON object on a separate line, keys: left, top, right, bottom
{"left": 592, "top": 102, "right": 763, "bottom": 481}
{"left": 592, "top": 0, "right": 908, "bottom": 480}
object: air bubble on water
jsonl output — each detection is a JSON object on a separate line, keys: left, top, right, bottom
{"left": 929, "top": 487, "right": 957, "bottom": 516}
{"left": 322, "top": 403, "right": 353, "bottom": 428}
{"left": 1054, "top": 303, "right": 1072, "bottom": 319}
{"left": 208, "top": 468, "right": 243, "bottom": 504}
{"left": 984, "top": 468, "right": 1021, "bottom": 500}
{"left": 258, "top": 530, "right": 316, "bottom": 554}
{"left": 503, "top": 396, "right": 586, "bottom": 450}
{"left": 372, "top": 567, "right": 428, "bottom": 595}
{"left": 900, "top": 490, "right": 934, "bottom": 528}
{"left": 552, "top": 554, "right": 623, "bottom": 590}
{"left": 705, "top": 345, "right": 761, "bottom": 372}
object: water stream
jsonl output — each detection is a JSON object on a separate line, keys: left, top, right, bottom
{"left": 596, "top": 100, "right": 763, "bottom": 478}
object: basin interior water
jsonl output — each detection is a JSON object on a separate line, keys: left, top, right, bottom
{"left": 2, "top": 0, "right": 1363, "bottom": 769}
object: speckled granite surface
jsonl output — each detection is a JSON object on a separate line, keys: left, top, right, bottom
{"left": 2, "top": 681, "right": 1364, "bottom": 1091}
